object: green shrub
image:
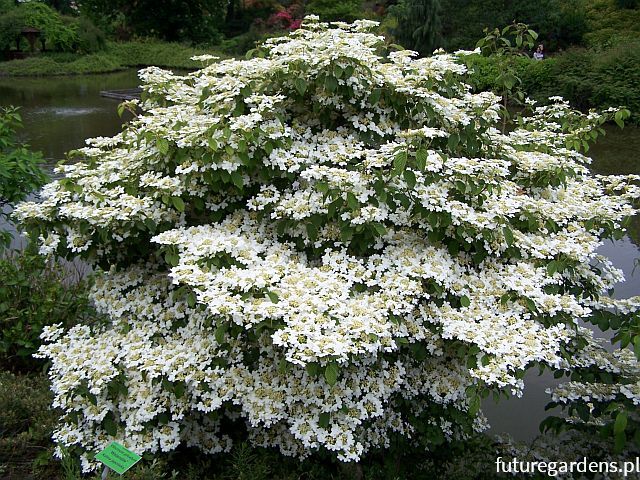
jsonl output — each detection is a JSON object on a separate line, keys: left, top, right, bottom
{"left": 106, "top": 40, "right": 227, "bottom": 69}
{"left": 464, "top": 54, "right": 556, "bottom": 96}
{"left": 0, "top": 371, "right": 59, "bottom": 478}
{"left": 21, "top": 2, "right": 78, "bottom": 52}
{"left": 0, "top": 52, "right": 122, "bottom": 75}
{"left": 615, "top": 0, "right": 638, "bottom": 8}
{"left": 584, "top": 0, "right": 640, "bottom": 47}
{"left": 439, "top": 0, "right": 589, "bottom": 51}
{"left": 551, "top": 42, "right": 640, "bottom": 120}
{"left": 0, "top": 8, "right": 25, "bottom": 52}
{"left": 0, "top": 245, "right": 94, "bottom": 372}
{"left": 0, "top": 107, "right": 48, "bottom": 247}
{"left": 0, "top": 371, "right": 56, "bottom": 440}
{"left": 305, "top": 0, "right": 364, "bottom": 22}
{"left": 74, "top": 16, "right": 106, "bottom": 53}
{"left": 465, "top": 41, "right": 640, "bottom": 124}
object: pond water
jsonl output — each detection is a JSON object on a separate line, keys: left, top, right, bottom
{"left": 1, "top": 71, "right": 639, "bottom": 442}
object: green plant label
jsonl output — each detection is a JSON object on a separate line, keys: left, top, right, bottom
{"left": 95, "top": 442, "right": 141, "bottom": 475}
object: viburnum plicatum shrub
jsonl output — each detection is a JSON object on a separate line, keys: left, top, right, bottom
{"left": 14, "top": 16, "right": 640, "bottom": 471}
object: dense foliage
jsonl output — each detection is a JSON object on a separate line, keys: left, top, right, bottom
{"left": 80, "top": 0, "right": 228, "bottom": 43}
{"left": 464, "top": 39, "right": 640, "bottom": 124}
{"left": 14, "top": 18, "right": 640, "bottom": 471}
{"left": 0, "top": 106, "right": 92, "bottom": 374}
{"left": 0, "top": 107, "right": 48, "bottom": 248}
{"left": 0, "top": 1, "right": 105, "bottom": 54}
{"left": 0, "top": 245, "right": 93, "bottom": 373}
{"left": 389, "top": 0, "right": 441, "bottom": 56}
{"left": 439, "top": 0, "right": 588, "bottom": 51}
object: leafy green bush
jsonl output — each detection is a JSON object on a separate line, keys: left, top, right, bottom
{"left": 464, "top": 54, "right": 557, "bottom": 98}
{"left": 305, "top": 0, "right": 364, "bottom": 22}
{"left": 584, "top": 0, "right": 640, "bottom": 47}
{"left": 0, "top": 40, "right": 229, "bottom": 76}
{"left": 389, "top": 0, "right": 441, "bottom": 56}
{"left": 106, "top": 40, "right": 226, "bottom": 69}
{"left": 0, "top": 52, "right": 121, "bottom": 75}
{"left": 21, "top": 2, "right": 78, "bottom": 52}
{"left": 550, "top": 42, "right": 640, "bottom": 121}
{"left": 75, "top": 16, "right": 106, "bottom": 53}
{"left": 0, "top": 8, "right": 25, "bottom": 53}
{"left": 0, "top": 372, "right": 59, "bottom": 478}
{"left": 615, "top": 0, "right": 638, "bottom": 8}
{"left": 0, "top": 107, "right": 92, "bottom": 371}
{"left": 439, "top": 0, "right": 589, "bottom": 51}
{"left": 0, "top": 244, "right": 94, "bottom": 372}
{"left": 465, "top": 40, "right": 640, "bottom": 124}
{"left": 0, "top": 107, "right": 48, "bottom": 248}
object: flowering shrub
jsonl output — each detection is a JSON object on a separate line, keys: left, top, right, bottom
{"left": 15, "top": 17, "right": 640, "bottom": 470}
{"left": 266, "top": 6, "right": 303, "bottom": 31}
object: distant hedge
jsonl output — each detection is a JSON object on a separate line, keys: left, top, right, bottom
{"left": 465, "top": 40, "right": 640, "bottom": 123}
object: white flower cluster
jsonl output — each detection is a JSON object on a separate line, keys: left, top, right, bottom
{"left": 17, "top": 17, "right": 639, "bottom": 468}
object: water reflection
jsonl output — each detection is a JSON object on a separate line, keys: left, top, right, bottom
{"left": 0, "top": 70, "right": 140, "bottom": 165}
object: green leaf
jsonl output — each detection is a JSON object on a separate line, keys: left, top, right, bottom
{"left": 171, "top": 196, "right": 185, "bottom": 212}
{"left": 392, "top": 150, "right": 408, "bottom": 176}
{"left": 547, "top": 261, "right": 557, "bottom": 276}
{"left": 174, "top": 381, "right": 186, "bottom": 399}
{"left": 103, "top": 413, "right": 117, "bottom": 436}
{"left": 316, "top": 181, "right": 329, "bottom": 195}
{"left": 306, "top": 222, "right": 318, "bottom": 241}
{"left": 186, "top": 292, "right": 197, "bottom": 308}
{"left": 157, "top": 137, "right": 169, "bottom": 155}
{"left": 266, "top": 291, "right": 279, "bottom": 303}
{"left": 215, "top": 324, "right": 228, "bottom": 344}
{"left": 324, "top": 362, "right": 339, "bottom": 386}
{"left": 468, "top": 395, "right": 481, "bottom": 416}
{"left": 164, "top": 251, "right": 179, "bottom": 267}
{"left": 306, "top": 362, "right": 319, "bottom": 377}
{"left": 319, "top": 412, "right": 330, "bottom": 429}
{"left": 614, "top": 410, "right": 628, "bottom": 436}
{"left": 369, "top": 88, "right": 382, "bottom": 105}
{"left": 403, "top": 170, "right": 417, "bottom": 189}
{"left": 460, "top": 295, "right": 471, "bottom": 308}
{"left": 231, "top": 171, "right": 244, "bottom": 189}
{"left": 157, "top": 412, "right": 170, "bottom": 425}
{"left": 447, "top": 133, "right": 460, "bottom": 151}
{"left": 503, "top": 226, "right": 514, "bottom": 246}
{"left": 415, "top": 149, "right": 427, "bottom": 170}
{"left": 278, "top": 358, "right": 288, "bottom": 374}
{"left": 294, "top": 77, "right": 307, "bottom": 96}
{"left": 373, "top": 223, "right": 387, "bottom": 236}
{"left": 325, "top": 75, "right": 338, "bottom": 93}
{"left": 346, "top": 192, "right": 359, "bottom": 210}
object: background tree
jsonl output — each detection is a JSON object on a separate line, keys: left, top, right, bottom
{"left": 80, "top": 0, "right": 228, "bottom": 43}
{"left": 390, "top": 0, "right": 441, "bottom": 55}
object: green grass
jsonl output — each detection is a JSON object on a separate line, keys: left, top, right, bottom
{"left": 0, "top": 41, "right": 229, "bottom": 76}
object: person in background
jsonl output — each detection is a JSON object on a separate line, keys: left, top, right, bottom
{"left": 533, "top": 44, "right": 544, "bottom": 60}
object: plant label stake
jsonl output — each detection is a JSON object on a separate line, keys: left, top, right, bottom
{"left": 95, "top": 441, "right": 141, "bottom": 476}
